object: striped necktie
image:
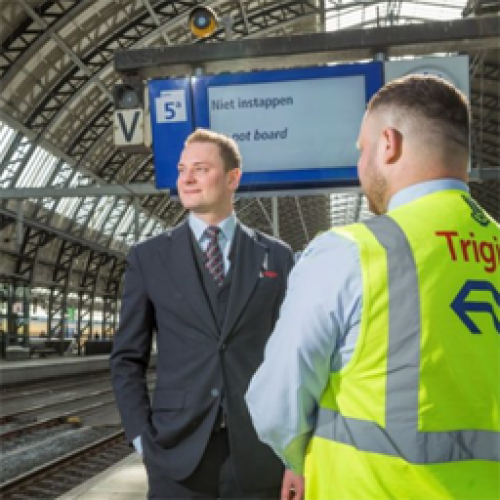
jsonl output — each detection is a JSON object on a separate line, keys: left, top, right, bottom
{"left": 204, "top": 226, "right": 224, "bottom": 286}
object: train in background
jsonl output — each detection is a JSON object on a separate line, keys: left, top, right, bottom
{"left": 29, "top": 316, "right": 104, "bottom": 338}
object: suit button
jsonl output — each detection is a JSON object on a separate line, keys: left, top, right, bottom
{"left": 220, "top": 343, "right": 226, "bottom": 351}
{"left": 211, "top": 388, "right": 219, "bottom": 397}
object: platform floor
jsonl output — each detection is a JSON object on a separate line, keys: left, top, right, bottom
{"left": 0, "top": 352, "right": 156, "bottom": 386}
{"left": 58, "top": 453, "right": 147, "bottom": 500}
{"left": 0, "top": 354, "right": 111, "bottom": 386}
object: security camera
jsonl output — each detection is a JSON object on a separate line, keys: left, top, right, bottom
{"left": 188, "top": 6, "right": 218, "bottom": 39}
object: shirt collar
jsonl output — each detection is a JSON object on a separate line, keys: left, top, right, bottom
{"left": 388, "top": 179, "right": 469, "bottom": 211}
{"left": 188, "top": 212, "right": 237, "bottom": 244}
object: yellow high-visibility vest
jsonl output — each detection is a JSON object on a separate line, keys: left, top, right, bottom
{"left": 305, "top": 190, "right": 500, "bottom": 499}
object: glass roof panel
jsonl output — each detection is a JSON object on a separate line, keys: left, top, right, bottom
{"left": 326, "top": 1, "right": 468, "bottom": 31}
{"left": 15, "top": 147, "right": 58, "bottom": 187}
{"left": 0, "top": 1, "right": 483, "bottom": 248}
{"left": 89, "top": 196, "right": 115, "bottom": 231}
{"left": 0, "top": 121, "right": 16, "bottom": 166}
{"left": 57, "top": 197, "right": 81, "bottom": 219}
{"left": 151, "top": 221, "right": 165, "bottom": 237}
{"left": 140, "top": 219, "right": 156, "bottom": 240}
{"left": 114, "top": 205, "right": 135, "bottom": 241}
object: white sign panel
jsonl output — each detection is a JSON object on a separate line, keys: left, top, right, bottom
{"left": 114, "top": 109, "right": 145, "bottom": 145}
{"left": 155, "top": 89, "right": 188, "bottom": 123}
{"left": 208, "top": 75, "right": 366, "bottom": 173}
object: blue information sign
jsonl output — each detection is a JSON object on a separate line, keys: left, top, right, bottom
{"left": 149, "top": 62, "right": 383, "bottom": 193}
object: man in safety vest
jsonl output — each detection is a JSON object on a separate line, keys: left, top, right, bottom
{"left": 246, "top": 74, "right": 500, "bottom": 500}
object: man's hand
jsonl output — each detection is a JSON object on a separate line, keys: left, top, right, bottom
{"left": 281, "top": 468, "right": 305, "bottom": 500}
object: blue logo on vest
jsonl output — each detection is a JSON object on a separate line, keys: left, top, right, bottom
{"left": 451, "top": 280, "right": 500, "bottom": 334}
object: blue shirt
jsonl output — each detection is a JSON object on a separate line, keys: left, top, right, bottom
{"left": 188, "top": 212, "right": 237, "bottom": 274}
{"left": 245, "top": 179, "right": 469, "bottom": 475}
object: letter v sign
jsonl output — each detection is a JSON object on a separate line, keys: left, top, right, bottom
{"left": 114, "top": 109, "right": 144, "bottom": 146}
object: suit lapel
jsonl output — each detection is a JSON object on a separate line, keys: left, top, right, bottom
{"left": 158, "top": 222, "right": 219, "bottom": 339}
{"left": 222, "top": 223, "right": 267, "bottom": 339}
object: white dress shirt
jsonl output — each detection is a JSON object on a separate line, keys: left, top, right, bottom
{"left": 188, "top": 212, "right": 237, "bottom": 274}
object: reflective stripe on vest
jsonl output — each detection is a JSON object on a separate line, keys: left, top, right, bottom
{"left": 314, "top": 215, "right": 500, "bottom": 463}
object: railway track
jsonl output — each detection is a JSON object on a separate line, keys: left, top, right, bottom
{"left": 1, "top": 379, "right": 155, "bottom": 431}
{"left": 0, "top": 387, "right": 116, "bottom": 425}
{"left": 0, "top": 367, "right": 155, "bottom": 497}
{"left": 0, "top": 372, "right": 112, "bottom": 401}
{"left": 0, "top": 430, "right": 132, "bottom": 499}
{"left": 1, "top": 415, "right": 74, "bottom": 442}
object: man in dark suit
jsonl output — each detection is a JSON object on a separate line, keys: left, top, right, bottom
{"left": 110, "top": 128, "right": 294, "bottom": 499}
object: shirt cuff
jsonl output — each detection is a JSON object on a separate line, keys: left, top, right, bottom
{"left": 133, "top": 435, "right": 143, "bottom": 455}
{"left": 282, "top": 434, "right": 310, "bottom": 475}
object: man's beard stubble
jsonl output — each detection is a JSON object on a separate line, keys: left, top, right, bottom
{"left": 366, "top": 160, "right": 388, "bottom": 216}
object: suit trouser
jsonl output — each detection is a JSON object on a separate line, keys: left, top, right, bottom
{"left": 145, "top": 428, "right": 281, "bottom": 500}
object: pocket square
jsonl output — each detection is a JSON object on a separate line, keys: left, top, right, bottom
{"left": 262, "top": 271, "right": 278, "bottom": 278}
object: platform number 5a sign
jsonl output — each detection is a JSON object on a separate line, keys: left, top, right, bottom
{"left": 155, "top": 90, "right": 187, "bottom": 123}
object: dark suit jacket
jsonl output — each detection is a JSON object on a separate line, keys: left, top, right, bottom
{"left": 110, "top": 220, "right": 294, "bottom": 491}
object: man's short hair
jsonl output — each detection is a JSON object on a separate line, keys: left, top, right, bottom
{"left": 185, "top": 128, "right": 242, "bottom": 172}
{"left": 368, "top": 74, "right": 470, "bottom": 154}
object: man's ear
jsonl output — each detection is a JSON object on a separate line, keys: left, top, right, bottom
{"left": 227, "top": 168, "right": 242, "bottom": 190}
{"left": 382, "top": 127, "right": 403, "bottom": 164}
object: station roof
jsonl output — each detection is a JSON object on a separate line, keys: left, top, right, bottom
{"left": 0, "top": 0, "right": 498, "bottom": 264}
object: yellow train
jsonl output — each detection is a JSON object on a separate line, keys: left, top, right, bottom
{"left": 28, "top": 316, "right": 105, "bottom": 339}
